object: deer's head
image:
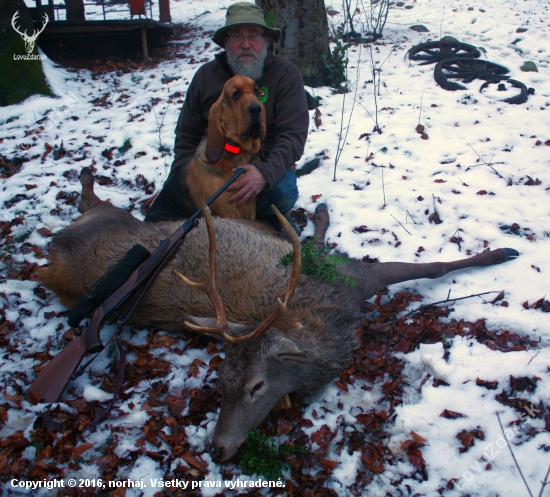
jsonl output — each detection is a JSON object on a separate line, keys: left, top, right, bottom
{"left": 175, "top": 203, "right": 303, "bottom": 462}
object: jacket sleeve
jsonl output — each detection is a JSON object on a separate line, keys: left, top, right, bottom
{"left": 253, "top": 64, "right": 310, "bottom": 189}
{"left": 170, "top": 73, "right": 208, "bottom": 173}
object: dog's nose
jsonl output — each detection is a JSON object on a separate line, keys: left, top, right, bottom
{"left": 248, "top": 104, "right": 261, "bottom": 116}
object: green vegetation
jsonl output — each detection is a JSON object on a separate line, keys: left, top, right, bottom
{"left": 322, "top": 26, "right": 351, "bottom": 93}
{"left": 0, "top": 37, "right": 53, "bottom": 106}
{"left": 238, "top": 430, "right": 308, "bottom": 480}
{"left": 118, "top": 139, "right": 132, "bottom": 154}
{"left": 280, "top": 238, "right": 356, "bottom": 286}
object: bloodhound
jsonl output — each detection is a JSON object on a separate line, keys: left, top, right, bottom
{"left": 185, "top": 75, "right": 266, "bottom": 220}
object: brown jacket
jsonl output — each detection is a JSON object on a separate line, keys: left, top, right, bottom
{"left": 171, "top": 51, "right": 310, "bottom": 189}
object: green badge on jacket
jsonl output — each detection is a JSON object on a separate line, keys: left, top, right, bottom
{"left": 259, "top": 86, "right": 268, "bottom": 103}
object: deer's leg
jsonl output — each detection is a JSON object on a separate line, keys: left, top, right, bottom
{"left": 363, "top": 248, "right": 519, "bottom": 296}
{"left": 310, "top": 203, "right": 330, "bottom": 248}
{"left": 78, "top": 167, "right": 104, "bottom": 213}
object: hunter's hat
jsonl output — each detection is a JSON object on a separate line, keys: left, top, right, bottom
{"left": 212, "top": 2, "right": 281, "bottom": 48}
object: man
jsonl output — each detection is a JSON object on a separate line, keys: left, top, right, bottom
{"left": 145, "top": 2, "right": 310, "bottom": 229}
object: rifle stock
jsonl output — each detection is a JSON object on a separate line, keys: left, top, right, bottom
{"left": 26, "top": 168, "right": 245, "bottom": 405}
{"left": 26, "top": 334, "right": 88, "bottom": 404}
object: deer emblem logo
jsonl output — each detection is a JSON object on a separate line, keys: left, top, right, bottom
{"left": 11, "top": 11, "right": 49, "bottom": 55}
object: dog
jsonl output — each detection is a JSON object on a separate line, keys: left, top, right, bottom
{"left": 185, "top": 75, "right": 266, "bottom": 220}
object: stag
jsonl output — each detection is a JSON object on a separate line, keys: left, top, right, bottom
{"left": 11, "top": 11, "right": 49, "bottom": 54}
{"left": 37, "top": 168, "right": 519, "bottom": 462}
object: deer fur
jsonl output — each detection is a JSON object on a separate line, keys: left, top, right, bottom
{"left": 37, "top": 168, "right": 519, "bottom": 462}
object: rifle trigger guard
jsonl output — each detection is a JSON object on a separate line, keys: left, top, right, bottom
{"left": 104, "top": 310, "right": 119, "bottom": 325}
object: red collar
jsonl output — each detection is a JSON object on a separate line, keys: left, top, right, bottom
{"left": 224, "top": 139, "right": 241, "bottom": 155}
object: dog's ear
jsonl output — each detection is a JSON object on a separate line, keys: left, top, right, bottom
{"left": 205, "top": 101, "right": 224, "bottom": 163}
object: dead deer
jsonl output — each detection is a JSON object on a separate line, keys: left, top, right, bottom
{"left": 37, "top": 168, "right": 519, "bottom": 462}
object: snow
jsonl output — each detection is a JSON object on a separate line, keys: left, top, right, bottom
{"left": 1, "top": 0, "right": 550, "bottom": 495}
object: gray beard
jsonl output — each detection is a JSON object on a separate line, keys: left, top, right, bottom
{"left": 226, "top": 47, "right": 268, "bottom": 81}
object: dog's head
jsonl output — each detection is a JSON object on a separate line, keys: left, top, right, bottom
{"left": 206, "top": 76, "right": 267, "bottom": 163}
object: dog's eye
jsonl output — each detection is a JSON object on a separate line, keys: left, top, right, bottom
{"left": 254, "top": 87, "right": 259, "bottom": 96}
{"left": 232, "top": 89, "right": 241, "bottom": 100}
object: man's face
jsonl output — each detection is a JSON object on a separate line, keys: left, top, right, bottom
{"left": 225, "top": 25, "right": 268, "bottom": 81}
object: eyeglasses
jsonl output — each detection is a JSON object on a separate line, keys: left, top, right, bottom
{"left": 226, "top": 33, "right": 265, "bottom": 44}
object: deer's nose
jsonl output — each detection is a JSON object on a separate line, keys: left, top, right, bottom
{"left": 248, "top": 104, "right": 261, "bottom": 116}
{"left": 209, "top": 444, "right": 224, "bottom": 463}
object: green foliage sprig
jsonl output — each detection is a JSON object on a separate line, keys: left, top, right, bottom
{"left": 280, "top": 238, "right": 356, "bottom": 286}
{"left": 238, "top": 430, "right": 308, "bottom": 480}
{"left": 322, "top": 24, "right": 352, "bottom": 93}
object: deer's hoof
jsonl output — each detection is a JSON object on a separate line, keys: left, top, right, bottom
{"left": 315, "top": 202, "right": 328, "bottom": 214}
{"left": 502, "top": 248, "right": 520, "bottom": 260}
{"left": 79, "top": 167, "right": 95, "bottom": 186}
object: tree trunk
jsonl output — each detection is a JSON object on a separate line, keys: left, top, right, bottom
{"left": 256, "top": 0, "right": 332, "bottom": 88}
{"left": 66, "top": 0, "right": 86, "bottom": 21}
{"left": 0, "top": 0, "right": 53, "bottom": 106}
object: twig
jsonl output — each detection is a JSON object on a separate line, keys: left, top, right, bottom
{"left": 352, "top": 97, "right": 377, "bottom": 127}
{"left": 381, "top": 167, "right": 386, "bottom": 206}
{"left": 418, "top": 88, "right": 425, "bottom": 126}
{"left": 333, "top": 42, "right": 361, "bottom": 181}
{"left": 538, "top": 464, "right": 550, "bottom": 497}
{"left": 390, "top": 214, "right": 411, "bottom": 235}
{"left": 527, "top": 349, "right": 541, "bottom": 366}
{"left": 368, "top": 43, "right": 381, "bottom": 133}
{"left": 496, "top": 412, "right": 533, "bottom": 497}
{"left": 467, "top": 145, "right": 509, "bottom": 184}
{"left": 406, "top": 210, "right": 417, "bottom": 224}
{"left": 384, "top": 291, "right": 503, "bottom": 326}
{"left": 152, "top": 101, "right": 172, "bottom": 153}
{"left": 439, "top": 0, "right": 446, "bottom": 40}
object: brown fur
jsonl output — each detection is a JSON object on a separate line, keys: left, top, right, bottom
{"left": 37, "top": 168, "right": 518, "bottom": 462}
{"left": 185, "top": 75, "right": 266, "bottom": 220}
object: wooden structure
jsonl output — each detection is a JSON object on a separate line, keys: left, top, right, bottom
{"left": 30, "top": 0, "right": 173, "bottom": 60}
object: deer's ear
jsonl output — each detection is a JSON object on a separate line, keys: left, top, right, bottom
{"left": 205, "top": 102, "right": 224, "bottom": 163}
{"left": 269, "top": 336, "right": 306, "bottom": 362}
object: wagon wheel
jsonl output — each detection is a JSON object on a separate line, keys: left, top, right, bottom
{"left": 434, "top": 58, "right": 509, "bottom": 91}
{"left": 479, "top": 79, "right": 533, "bottom": 105}
{"left": 407, "top": 41, "right": 481, "bottom": 65}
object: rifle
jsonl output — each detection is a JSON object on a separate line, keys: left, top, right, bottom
{"left": 26, "top": 168, "right": 245, "bottom": 405}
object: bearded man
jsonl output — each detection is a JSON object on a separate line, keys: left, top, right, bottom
{"left": 145, "top": 2, "right": 310, "bottom": 229}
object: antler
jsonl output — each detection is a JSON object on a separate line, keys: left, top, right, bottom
{"left": 34, "top": 14, "right": 49, "bottom": 39}
{"left": 11, "top": 11, "right": 48, "bottom": 43}
{"left": 11, "top": 11, "right": 26, "bottom": 38}
{"left": 175, "top": 203, "right": 301, "bottom": 343}
{"left": 174, "top": 200, "right": 233, "bottom": 340}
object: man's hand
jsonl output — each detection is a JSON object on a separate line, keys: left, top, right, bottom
{"left": 226, "top": 164, "right": 267, "bottom": 206}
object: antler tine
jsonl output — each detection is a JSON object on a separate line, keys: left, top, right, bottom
{"left": 174, "top": 198, "right": 236, "bottom": 341}
{"left": 11, "top": 11, "right": 25, "bottom": 37}
{"left": 36, "top": 14, "right": 49, "bottom": 36}
{"left": 227, "top": 205, "right": 301, "bottom": 343}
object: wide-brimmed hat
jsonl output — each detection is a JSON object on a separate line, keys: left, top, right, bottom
{"left": 212, "top": 2, "right": 281, "bottom": 48}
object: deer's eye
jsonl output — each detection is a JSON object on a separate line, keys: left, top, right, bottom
{"left": 250, "top": 380, "right": 265, "bottom": 398}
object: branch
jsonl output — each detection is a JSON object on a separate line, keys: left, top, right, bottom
{"left": 390, "top": 214, "right": 411, "bottom": 235}
{"left": 496, "top": 411, "right": 533, "bottom": 497}
{"left": 538, "top": 463, "right": 550, "bottom": 497}
{"left": 380, "top": 291, "right": 503, "bottom": 326}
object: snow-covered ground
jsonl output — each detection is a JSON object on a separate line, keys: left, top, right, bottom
{"left": 1, "top": 0, "right": 550, "bottom": 495}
